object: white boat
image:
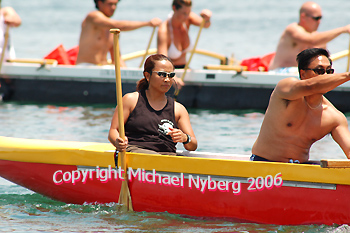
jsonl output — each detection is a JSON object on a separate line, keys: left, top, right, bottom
{"left": 1, "top": 49, "right": 349, "bottom": 111}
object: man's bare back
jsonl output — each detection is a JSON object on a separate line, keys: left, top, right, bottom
{"left": 253, "top": 48, "right": 350, "bottom": 163}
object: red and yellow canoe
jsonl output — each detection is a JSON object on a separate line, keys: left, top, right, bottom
{"left": 0, "top": 136, "right": 349, "bottom": 225}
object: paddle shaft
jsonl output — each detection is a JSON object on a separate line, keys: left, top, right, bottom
{"left": 180, "top": 18, "right": 205, "bottom": 82}
{"left": 174, "top": 18, "right": 205, "bottom": 97}
{"left": 347, "top": 36, "right": 350, "bottom": 72}
{"left": 110, "top": 28, "right": 133, "bottom": 211}
{"left": 330, "top": 49, "right": 349, "bottom": 61}
{"left": 139, "top": 27, "right": 156, "bottom": 68}
{"left": 0, "top": 25, "right": 9, "bottom": 73}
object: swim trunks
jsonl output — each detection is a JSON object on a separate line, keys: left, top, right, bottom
{"left": 250, "top": 154, "right": 300, "bottom": 163}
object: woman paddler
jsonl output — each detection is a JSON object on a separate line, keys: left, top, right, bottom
{"left": 157, "top": 0, "right": 211, "bottom": 68}
{"left": 108, "top": 54, "right": 197, "bottom": 155}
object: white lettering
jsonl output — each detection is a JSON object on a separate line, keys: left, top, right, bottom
{"left": 188, "top": 175, "right": 200, "bottom": 189}
{"left": 171, "top": 176, "right": 180, "bottom": 186}
{"left": 99, "top": 168, "right": 108, "bottom": 182}
{"left": 207, "top": 176, "right": 216, "bottom": 190}
{"left": 71, "top": 170, "right": 81, "bottom": 184}
{"left": 162, "top": 175, "right": 171, "bottom": 185}
{"left": 217, "top": 180, "right": 228, "bottom": 191}
{"left": 63, "top": 171, "right": 71, "bottom": 182}
{"left": 81, "top": 170, "right": 89, "bottom": 183}
{"left": 200, "top": 177, "right": 208, "bottom": 193}
{"left": 232, "top": 181, "right": 241, "bottom": 194}
{"left": 53, "top": 170, "right": 62, "bottom": 184}
{"left": 128, "top": 167, "right": 141, "bottom": 181}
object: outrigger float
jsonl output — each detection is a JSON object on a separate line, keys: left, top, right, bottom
{"left": 0, "top": 136, "right": 349, "bottom": 225}
{"left": 1, "top": 49, "right": 350, "bottom": 111}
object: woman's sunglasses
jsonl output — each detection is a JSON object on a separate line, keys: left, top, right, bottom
{"left": 153, "top": 71, "right": 176, "bottom": 78}
{"left": 304, "top": 68, "right": 334, "bottom": 75}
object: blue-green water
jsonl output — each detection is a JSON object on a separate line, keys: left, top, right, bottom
{"left": 1, "top": 0, "right": 350, "bottom": 231}
{"left": 0, "top": 103, "right": 348, "bottom": 232}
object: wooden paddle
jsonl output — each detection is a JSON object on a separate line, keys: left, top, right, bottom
{"left": 139, "top": 27, "right": 156, "bottom": 68}
{"left": 347, "top": 37, "right": 350, "bottom": 72}
{"left": 0, "top": 25, "right": 9, "bottom": 73}
{"left": 330, "top": 49, "right": 349, "bottom": 61}
{"left": 7, "top": 58, "right": 58, "bottom": 65}
{"left": 110, "top": 28, "right": 133, "bottom": 211}
{"left": 174, "top": 18, "right": 206, "bottom": 97}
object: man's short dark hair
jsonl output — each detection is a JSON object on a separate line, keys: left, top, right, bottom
{"left": 94, "top": 0, "right": 120, "bottom": 9}
{"left": 296, "top": 48, "right": 332, "bottom": 73}
{"left": 94, "top": 0, "right": 102, "bottom": 9}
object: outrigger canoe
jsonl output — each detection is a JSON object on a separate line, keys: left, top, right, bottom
{"left": 1, "top": 49, "right": 350, "bottom": 111}
{"left": 0, "top": 136, "right": 349, "bottom": 225}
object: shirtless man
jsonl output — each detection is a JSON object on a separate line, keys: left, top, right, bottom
{"left": 76, "top": 0, "right": 161, "bottom": 66}
{"left": 269, "top": 1, "right": 350, "bottom": 72}
{"left": 252, "top": 48, "right": 350, "bottom": 163}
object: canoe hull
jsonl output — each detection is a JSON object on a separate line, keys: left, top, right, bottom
{"left": 0, "top": 136, "right": 349, "bottom": 225}
{"left": 0, "top": 159, "right": 120, "bottom": 204}
{"left": 1, "top": 158, "right": 349, "bottom": 225}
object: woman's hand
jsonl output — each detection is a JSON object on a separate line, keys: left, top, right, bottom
{"left": 167, "top": 128, "right": 187, "bottom": 143}
{"left": 115, "top": 136, "right": 128, "bottom": 152}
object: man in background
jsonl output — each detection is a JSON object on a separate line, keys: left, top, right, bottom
{"left": 76, "top": 0, "right": 161, "bottom": 66}
{"left": 269, "top": 1, "right": 350, "bottom": 73}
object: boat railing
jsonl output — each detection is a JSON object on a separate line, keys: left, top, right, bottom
{"left": 121, "top": 48, "right": 234, "bottom": 65}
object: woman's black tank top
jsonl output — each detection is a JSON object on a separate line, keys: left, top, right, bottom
{"left": 125, "top": 90, "right": 178, "bottom": 153}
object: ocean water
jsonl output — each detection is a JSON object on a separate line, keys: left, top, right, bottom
{"left": 1, "top": 0, "right": 350, "bottom": 232}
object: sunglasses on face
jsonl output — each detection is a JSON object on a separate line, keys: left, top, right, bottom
{"left": 306, "top": 14, "right": 322, "bottom": 21}
{"left": 153, "top": 71, "right": 176, "bottom": 78}
{"left": 304, "top": 68, "right": 334, "bottom": 75}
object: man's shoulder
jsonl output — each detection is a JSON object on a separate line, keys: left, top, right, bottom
{"left": 283, "top": 22, "right": 308, "bottom": 39}
{"left": 271, "top": 77, "right": 301, "bottom": 99}
{"left": 277, "top": 76, "right": 299, "bottom": 86}
{"left": 285, "top": 22, "right": 303, "bottom": 32}
{"left": 85, "top": 10, "right": 106, "bottom": 21}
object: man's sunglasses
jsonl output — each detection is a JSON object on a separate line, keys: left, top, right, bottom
{"left": 307, "top": 14, "right": 322, "bottom": 21}
{"left": 152, "top": 71, "right": 176, "bottom": 78}
{"left": 304, "top": 68, "right": 334, "bottom": 75}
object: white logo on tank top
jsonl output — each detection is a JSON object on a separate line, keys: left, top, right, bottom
{"left": 158, "top": 119, "right": 174, "bottom": 135}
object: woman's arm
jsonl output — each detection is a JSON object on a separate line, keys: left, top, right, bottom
{"left": 108, "top": 92, "right": 138, "bottom": 151}
{"left": 169, "top": 102, "right": 197, "bottom": 151}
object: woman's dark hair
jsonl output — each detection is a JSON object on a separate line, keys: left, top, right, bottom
{"left": 137, "top": 54, "right": 174, "bottom": 91}
{"left": 296, "top": 48, "right": 332, "bottom": 74}
{"left": 172, "top": 0, "right": 192, "bottom": 10}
